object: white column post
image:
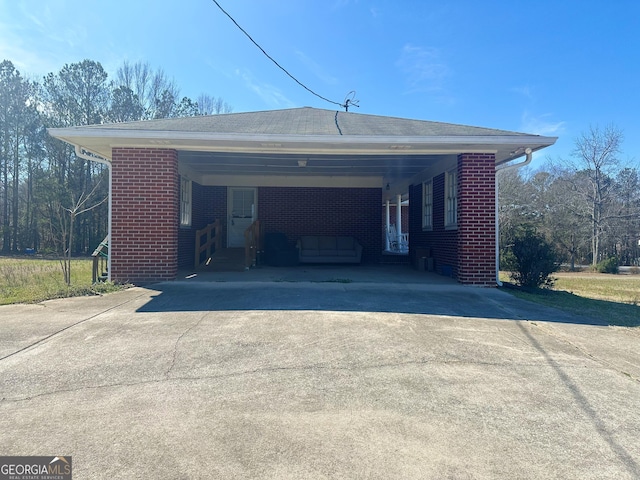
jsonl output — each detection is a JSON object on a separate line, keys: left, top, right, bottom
{"left": 396, "top": 194, "right": 402, "bottom": 249}
{"left": 385, "top": 199, "right": 391, "bottom": 251}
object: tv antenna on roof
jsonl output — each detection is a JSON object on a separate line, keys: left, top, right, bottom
{"left": 343, "top": 91, "right": 360, "bottom": 112}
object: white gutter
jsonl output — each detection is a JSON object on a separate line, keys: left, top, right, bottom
{"left": 48, "top": 127, "right": 557, "bottom": 159}
{"left": 494, "top": 148, "right": 532, "bottom": 286}
{"left": 74, "top": 145, "right": 112, "bottom": 282}
{"left": 48, "top": 128, "right": 556, "bottom": 147}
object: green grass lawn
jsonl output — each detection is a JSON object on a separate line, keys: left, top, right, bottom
{"left": 500, "top": 271, "right": 640, "bottom": 327}
{"left": 0, "top": 256, "right": 123, "bottom": 305}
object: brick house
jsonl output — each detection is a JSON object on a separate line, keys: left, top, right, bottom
{"left": 49, "top": 107, "right": 556, "bottom": 286}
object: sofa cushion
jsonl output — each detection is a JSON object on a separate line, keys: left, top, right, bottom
{"left": 298, "top": 235, "right": 361, "bottom": 263}
{"left": 336, "top": 236, "right": 355, "bottom": 250}
{"left": 318, "top": 236, "right": 337, "bottom": 250}
{"left": 300, "top": 236, "right": 319, "bottom": 250}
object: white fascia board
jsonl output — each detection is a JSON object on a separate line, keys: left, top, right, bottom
{"left": 48, "top": 127, "right": 557, "bottom": 157}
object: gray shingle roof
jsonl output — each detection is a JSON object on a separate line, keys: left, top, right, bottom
{"left": 86, "top": 107, "right": 527, "bottom": 137}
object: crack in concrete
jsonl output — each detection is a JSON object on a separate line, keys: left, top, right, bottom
{"left": 515, "top": 320, "right": 640, "bottom": 478}
{"left": 485, "top": 294, "right": 639, "bottom": 384}
{"left": 533, "top": 322, "right": 640, "bottom": 384}
{"left": 165, "top": 312, "right": 211, "bottom": 379}
{"left": 1, "top": 357, "right": 610, "bottom": 404}
{"left": 0, "top": 291, "right": 150, "bottom": 362}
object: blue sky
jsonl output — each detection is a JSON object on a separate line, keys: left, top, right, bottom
{"left": 1, "top": 0, "right": 638, "bottom": 168}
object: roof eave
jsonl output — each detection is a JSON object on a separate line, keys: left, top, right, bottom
{"left": 48, "top": 127, "right": 557, "bottom": 161}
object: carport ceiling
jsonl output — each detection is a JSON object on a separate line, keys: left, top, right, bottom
{"left": 178, "top": 150, "right": 450, "bottom": 179}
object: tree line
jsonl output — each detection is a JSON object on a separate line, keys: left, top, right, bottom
{"left": 0, "top": 58, "right": 232, "bottom": 257}
{"left": 2, "top": 57, "right": 638, "bottom": 269}
{"left": 499, "top": 125, "right": 640, "bottom": 268}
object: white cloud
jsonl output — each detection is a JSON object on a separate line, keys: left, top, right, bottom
{"left": 236, "top": 69, "right": 296, "bottom": 108}
{"left": 511, "top": 85, "right": 534, "bottom": 101}
{"left": 0, "top": 1, "right": 91, "bottom": 77}
{"left": 0, "top": 26, "right": 57, "bottom": 76}
{"left": 520, "top": 111, "right": 565, "bottom": 136}
{"left": 331, "top": 0, "right": 357, "bottom": 10}
{"left": 20, "top": 9, "right": 46, "bottom": 29}
{"left": 294, "top": 50, "right": 338, "bottom": 85}
{"left": 396, "top": 44, "right": 450, "bottom": 93}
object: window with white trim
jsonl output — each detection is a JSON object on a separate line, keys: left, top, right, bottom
{"left": 180, "top": 177, "right": 192, "bottom": 227}
{"left": 445, "top": 170, "right": 458, "bottom": 228}
{"left": 422, "top": 179, "right": 433, "bottom": 230}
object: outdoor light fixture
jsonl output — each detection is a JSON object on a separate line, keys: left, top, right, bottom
{"left": 386, "top": 183, "right": 390, "bottom": 190}
{"left": 298, "top": 160, "right": 307, "bottom": 167}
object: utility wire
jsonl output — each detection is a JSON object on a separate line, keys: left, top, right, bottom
{"left": 210, "top": 0, "right": 348, "bottom": 110}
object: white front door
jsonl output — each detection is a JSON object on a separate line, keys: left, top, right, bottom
{"left": 227, "top": 188, "right": 257, "bottom": 247}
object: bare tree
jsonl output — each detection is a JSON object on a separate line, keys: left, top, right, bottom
{"left": 115, "top": 61, "right": 181, "bottom": 119}
{"left": 58, "top": 180, "right": 108, "bottom": 285}
{"left": 196, "top": 93, "right": 233, "bottom": 115}
{"left": 498, "top": 168, "right": 529, "bottom": 239}
{"left": 566, "top": 124, "right": 624, "bottom": 265}
{"left": 545, "top": 166, "right": 591, "bottom": 269}
{"left": 42, "top": 60, "right": 111, "bottom": 255}
{"left": 0, "top": 56, "right": 238, "bottom": 259}
{"left": 611, "top": 167, "right": 640, "bottom": 264}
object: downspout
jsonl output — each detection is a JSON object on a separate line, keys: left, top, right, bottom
{"left": 396, "top": 194, "right": 402, "bottom": 250}
{"left": 494, "top": 148, "right": 532, "bottom": 286}
{"left": 75, "top": 145, "right": 112, "bottom": 282}
{"left": 385, "top": 199, "right": 390, "bottom": 251}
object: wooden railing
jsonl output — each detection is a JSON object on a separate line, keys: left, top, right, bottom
{"left": 92, "top": 235, "right": 109, "bottom": 283}
{"left": 195, "top": 219, "right": 222, "bottom": 268}
{"left": 244, "top": 219, "right": 263, "bottom": 269}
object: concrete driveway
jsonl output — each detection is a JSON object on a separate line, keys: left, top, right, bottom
{"left": 1, "top": 272, "right": 639, "bottom": 479}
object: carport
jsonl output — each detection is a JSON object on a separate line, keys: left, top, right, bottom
{"left": 48, "top": 107, "right": 556, "bottom": 285}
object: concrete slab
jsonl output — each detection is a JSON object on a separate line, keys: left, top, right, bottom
{"left": 178, "top": 263, "right": 450, "bottom": 284}
{"left": 1, "top": 279, "right": 639, "bottom": 479}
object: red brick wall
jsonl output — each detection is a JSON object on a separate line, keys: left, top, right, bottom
{"left": 409, "top": 153, "right": 496, "bottom": 285}
{"left": 187, "top": 183, "right": 225, "bottom": 231}
{"left": 111, "top": 148, "right": 179, "bottom": 283}
{"left": 258, "top": 187, "right": 382, "bottom": 263}
{"left": 178, "top": 183, "right": 227, "bottom": 269}
{"left": 457, "top": 153, "right": 496, "bottom": 286}
{"left": 409, "top": 175, "right": 458, "bottom": 277}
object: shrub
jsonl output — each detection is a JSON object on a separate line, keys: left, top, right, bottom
{"left": 502, "top": 226, "right": 559, "bottom": 288}
{"left": 594, "top": 256, "right": 619, "bottom": 274}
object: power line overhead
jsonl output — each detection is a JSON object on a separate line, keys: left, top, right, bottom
{"left": 210, "top": 0, "right": 357, "bottom": 111}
